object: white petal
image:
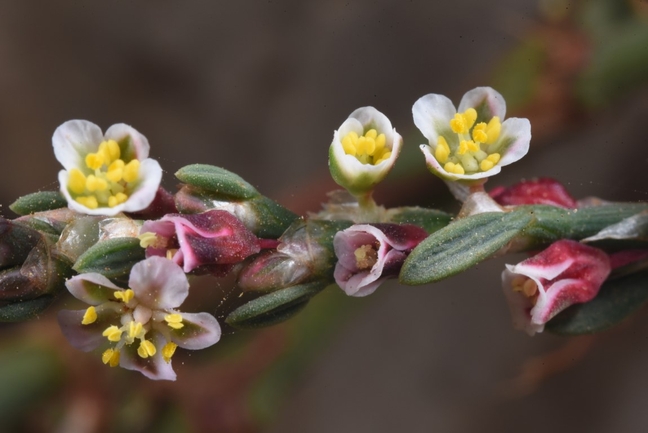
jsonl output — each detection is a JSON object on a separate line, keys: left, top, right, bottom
{"left": 66, "top": 272, "right": 122, "bottom": 304}
{"left": 119, "top": 333, "right": 177, "bottom": 381}
{"left": 458, "top": 87, "right": 506, "bottom": 120}
{"left": 105, "top": 123, "right": 151, "bottom": 160}
{"left": 412, "top": 93, "right": 456, "bottom": 142}
{"left": 348, "top": 106, "right": 395, "bottom": 144}
{"left": 497, "top": 118, "right": 532, "bottom": 166}
{"left": 120, "top": 158, "right": 163, "bottom": 213}
{"left": 52, "top": 120, "right": 103, "bottom": 171}
{"left": 129, "top": 256, "right": 189, "bottom": 310}
{"left": 168, "top": 312, "right": 221, "bottom": 350}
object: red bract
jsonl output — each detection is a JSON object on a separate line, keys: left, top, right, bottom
{"left": 490, "top": 178, "right": 577, "bottom": 208}
{"left": 502, "top": 239, "right": 611, "bottom": 335}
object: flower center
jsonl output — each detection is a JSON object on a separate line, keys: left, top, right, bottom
{"left": 435, "top": 108, "right": 502, "bottom": 175}
{"left": 67, "top": 140, "right": 141, "bottom": 209}
{"left": 511, "top": 275, "right": 539, "bottom": 305}
{"left": 354, "top": 244, "right": 378, "bottom": 270}
{"left": 341, "top": 129, "right": 392, "bottom": 165}
{"left": 79, "top": 287, "right": 184, "bottom": 368}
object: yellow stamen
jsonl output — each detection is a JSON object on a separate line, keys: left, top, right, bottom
{"left": 164, "top": 313, "right": 184, "bottom": 330}
{"left": 486, "top": 153, "right": 501, "bottom": 163}
{"left": 123, "top": 159, "right": 140, "bottom": 183}
{"left": 102, "top": 348, "right": 120, "bottom": 367}
{"left": 472, "top": 122, "right": 488, "bottom": 143}
{"left": 85, "top": 153, "right": 104, "bottom": 170}
{"left": 85, "top": 175, "right": 108, "bottom": 192}
{"left": 75, "top": 196, "right": 98, "bottom": 209}
{"left": 102, "top": 325, "right": 123, "bottom": 342}
{"left": 68, "top": 169, "right": 87, "bottom": 194}
{"left": 341, "top": 129, "right": 390, "bottom": 165}
{"left": 522, "top": 279, "right": 538, "bottom": 297}
{"left": 435, "top": 136, "right": 450, "bottom": 163}
{"left": 128, "top": 321, "right": 144, "bottom": 341}
{"left": 444, "top": 162, "right": 465, "bottom": 175}
{"left": 354, "top": 245, "right": 378, "bottom": 270}
{"left": 166, "top": 249, "right": 178, "bottom": 260}
{"left": 480, "top": 159, "right": 494, "bottom": 171}
{"left": 81, "top": 306, "right": 97, "bottom": 325}
{"left": 106, "top": 159, "right": 125, "bottom": 182}
{"left": 99, "top": 140, "right": 121, "bottom": 163}
{"left": 137, "top": 340, "right": 157, "bottom": 358}
{"left": 114, "top": 289, "right": 135, "bottom": 304}
{"left": 485, "top": 117, "right": 501, "bottom": 144}
{"left": 139, "top": 232, "right": 159, "bottom": 248}
{"left": 162, "top": 342, "right": 178, "bottom": 363}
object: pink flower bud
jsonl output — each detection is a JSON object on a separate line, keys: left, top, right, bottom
{"left": 490, "top": 178, "right": 577, "bottom": 208}
{"left": 502, "top": 239, "right": 611, "bottom": 335}
{"left": 334, "top": 223, "right": 428, "bottom": 297}
{"left": 140, "top": 210, "right": 260, "bottom": 273}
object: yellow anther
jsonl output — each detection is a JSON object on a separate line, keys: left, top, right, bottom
{"left": 450, "top": 114, "right": 466, "bottom": 134}
{"left": 102, "top": 140, "right": 121, "bottom": 162}
{"left": 472, "top": 123, "right": 488, "bottom": 143}
{"left": 68, "top": 169, "right": 87, "bottom": 194}
{"left": 354, "top": 245, "right": 378, "bottom": 270}
{"left": 356, "top": 136, "right": 367, "bottom": 154}
{"left": 435, "top": 143, "right": 449, "bottom": 163}
{"left": 102, "top": 348, "right": 120, "bottom": 367}
{"left": 523, "top": 279, "right": 538, "bottom": 297}
{"left": 114, "top": 289, "right": 135, "bottom": 304}
{"left": 128, "top": 321, "right": 142, "bottom": 340}
{"left": 139, "top": 232, "right": 159, "bottom": 248}
{"left": 166, "top": 249, "right": 178, "bottom": 260}
{"left": 102, "top": 325, "right": 123, "bottom": 342}
{"left": 365, "top": 129, "right": 378, "bottom": 139}
{"left": 162, "top": 342, "right": 178, "bottom": 363}
{"left": 106, "top": 159, "right": 125, "bottom": 182}
{"left": 107, "top": 192, "right": 128, "bottom": 208}
{"left": 85, "top": 152, "right": 104, "bottom": 170}
{"left": 374, "top": 133, "right": 386, "bottom": 153}
{"left": 486, "top": 153, "right": 501, "bottom": 163}
{"left": 457, "top": 140, "right": 468, "bottom": 155}
{"left": 137, "top": 340, "right": 157, "bottom": 358}
{"left": 364, "top": 137, "right": 376, "bottom": 155}
{"left": 463, "top": 108, "right": 477, "bottom": 129}
{"left": 75, "top": 196, "right": 98, "bottom": 209}
{"left": 444, "top": 162, "right": 465, "bottom": 175}
{"left": 123, "top": 159, "right": 140, "bottom": 183}
{"left": 342, "top": 135, "right": 357, "bottom": 156}
{"left": 374, "top": 151, "right": 391, "bottom": 165}
{"left": 480, "top": 159, "right": 494, "bottom": 171}
{"left": 81, "top": 306, "right": 97, "bottom": 325}
{"left": 485, "top": 116, "right": 501, "bottom": 144}
{"left": 165, "top": 313, "right": 184, "bottom": 330}
{"left": 85, "top": 175, "right": 108, "bottom": 192}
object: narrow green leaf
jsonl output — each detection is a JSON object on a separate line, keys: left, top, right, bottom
{"left": 175, "top": 164, "right": 259, "bottom": 200}
{"left": 400, "top": 210, "right": 533, "bottom": 285}
{"left": 247, "top": 196, "right": 298, "bottom": 239}
{"left": 546, "top": 271, "right": 648, "bottom": 335}
{"left": 385, "top": 206, "right": 452, "bottom": 234}
{"left": 9, "top": 191, "right": 67, "bottom": 216}
{"left": 0, "top": 296, "right": 54, "bottom": 322}
{"left": 226, "top": 281, "right": 329, "bottom": 329}
{"left": 73, "top": 237, "right": 144, "bottom": 281}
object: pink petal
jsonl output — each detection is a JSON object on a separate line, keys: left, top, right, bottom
{"left": 129, "top": 257, "right": 189, "bottom": 310}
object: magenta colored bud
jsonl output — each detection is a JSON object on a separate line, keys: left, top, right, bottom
{"left": 334, "top": 223, "right": 428, "bottom": 297}
{"left": 141, "top": 210, "right": 261, "bottom": 273}
{"left": 502, "top": 239, "right": 611, "bottom": 335}
{"left": 490, "top": 178, "right": 577, "bottom": 209}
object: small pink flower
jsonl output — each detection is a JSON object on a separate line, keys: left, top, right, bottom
{"left": 490, "top": 178, "right": 577, "bottom": 208}
{"left": 502, "top": 239, "right": 611, "bottom": 335}
{"left": 334, "top": 223, "right": 428, "bottom": 297}
{"left": 139, "top": 210, "right": 261, "bottom": 274}
{"left": 58, "top": 256, "right": 221, "bottom": 380}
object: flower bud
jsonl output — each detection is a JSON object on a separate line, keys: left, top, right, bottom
{"left": 489, "top": 178, "right": 577, "bottom": 208}
{"left": 502, "top": 239, "right": 611, "bottom": 335}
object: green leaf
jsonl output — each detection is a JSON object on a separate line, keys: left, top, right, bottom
{"left": 226, "top": 281, "right": 329, "bottom": 329}
{"left": 175, "top": 164, "right": 259, "bottom": 200}
{"left": 385, "top": 206, "right": 452, "bottom": 234}
{"left": 9, "top": 191, "right": 67, "bottom": 216}
{"left": 546, "top": 271, "right": 648, "bottom": 335}
{"left": 247, "top": 196, "right": 299, "bottom": 239}
{"left": 0, "top": 295, "right": 55, "bottom": 322}
{"left": 73, "top": 237, "right": 144, "bottom": 282}
{"left": 400, "top": 210, "right": 533, "bottom": 285}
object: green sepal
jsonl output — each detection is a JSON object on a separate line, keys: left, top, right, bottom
{"left": 175, "top": 164, "right": 259, "bottom": 200}
{"left": 546, "top": 271, "right": 648, "bottom": 335}
{"left": 400, "top": 210, "right": 533, "bottom": 285}
{"left": 385, "top": 206, "right": 452, "bottom": 234}
{"left": 73, "top": 237, "right": 145, "bottom": 282}
{"left": 226, "top": 280, "right": 329, "bottom": 329}
{"left": 9, "top": 191, "right": 67, "bottom": 216}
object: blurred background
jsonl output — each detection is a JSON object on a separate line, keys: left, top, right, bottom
{"left": 1, "top": 0, "right": 648, "bottom": 431}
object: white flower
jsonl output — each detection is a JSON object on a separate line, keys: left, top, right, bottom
{"left": 329, "top": 107, "right": 403, "bottom": 196}
{"left": 53, "top": 120, "right": 162, "bottom": 216}
{"left": 413, "top": 87, "right": 531, "bottom": 183}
